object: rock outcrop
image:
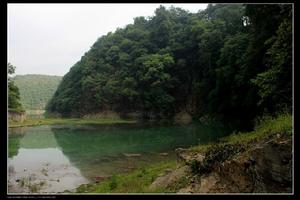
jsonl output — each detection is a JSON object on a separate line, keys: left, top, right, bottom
{"left": 174, "top": 111, "right": 192, "bottom": 124}
{"left": 8, "top": 110, "right": 26, "bottom": 123}
{"left": 152, "top": 132, "right": 292, "bottom": 193}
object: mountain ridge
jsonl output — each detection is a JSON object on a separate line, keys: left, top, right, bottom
{"left": 13, "top": 74, "right": 62, "bottom": 111}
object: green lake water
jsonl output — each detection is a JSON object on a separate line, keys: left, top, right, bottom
{"left": 8, "top": 123, "right": 230, "bottom": 193}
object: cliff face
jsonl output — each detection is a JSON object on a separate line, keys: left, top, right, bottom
{"left": 150, "top": 132, "right": 292, "bottom": 193}
{"left": 8, "top": 110, "right": 26, "bottom": 123}
{"left": 187, "top": 135, "right": 292, "bottom": 193}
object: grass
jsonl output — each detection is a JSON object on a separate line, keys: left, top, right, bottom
{"left": 220, "top": 113, "right": 292, "bottom": 143}
{"left": 76, "top": 160, "right": 177, "bottom": 193}
{"left": 190, "top": 113, "right": 292, "bottom": 153}
{"left": 187, "top": 113, "right": 292, "bottom": 175}
{"left": 8, "top": 118, "right": 137, "bottom": 128}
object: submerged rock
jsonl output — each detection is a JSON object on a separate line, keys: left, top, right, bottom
{"left": 158, "top": 152, "right": 169, "bottom": 156}
{"left": 92, "top": 175, "right": 112, "bottom": 183}
{"left": 123, "top": 153, "right": 141, "bottom": 157}
{"left": 8, "top": 165, "right": 15, "bottom": 176}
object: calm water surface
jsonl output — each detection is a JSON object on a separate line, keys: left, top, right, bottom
{"left": 8, "top": 123, "right": 230, "bottom": 193}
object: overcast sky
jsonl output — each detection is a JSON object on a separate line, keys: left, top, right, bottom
{"left": 8, "top": 3, "right": 208, "bottom": 76}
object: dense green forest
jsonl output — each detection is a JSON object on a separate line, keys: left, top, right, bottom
{"left": 14, "top": 75, "right": 62, "bottom": 110}
{"left": 46, "top": 4, "right": 292, "bottom": 128}
{"left": 8, "top": 63, "right": 24, "bottom": 112}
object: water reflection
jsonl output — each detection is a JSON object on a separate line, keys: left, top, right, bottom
{"left": 8, "top": 148, "right": 88, "bottom": 193}
{"left": 8, "top": 123, "right": 229, "bottom": 193}
{"left": 52, "top": 123, "right": 228, "bottom": 179}
{"left": 8, "top": 126, "right": 88, "bottom": 193}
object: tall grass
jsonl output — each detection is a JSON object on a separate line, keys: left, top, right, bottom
{"left": 222, "top": 113, "right": 292, "bottom": 144}
{"left": 190, "top": 113, "right": 292, "bottom": 152}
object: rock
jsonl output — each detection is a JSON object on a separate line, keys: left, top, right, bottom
{"left": 249, "top": 138, "right": 292, "bottom": 192}
{"left": 198, "top": 173, "right": 219, "bottom": 193}
{"left": 164, "top": 169, "right": 173, "bottom": 173}
{"left": 174, "top": 110, "right": 193, "bottom": 124}
{"left": 174, "top": 133, "right": 292, "bottom": 193}
{"left": 29, "top": 174, "right": 37, "bottom": 181}
{"left": 41, "top": 168, "right": 48, "bottom": 176}
{"left": 174, "top": 111, "right": 192, "bottom": 124}
{"left": 175, "top": 148, "right": 187, "bottom": 153}
{"left": 123, "top": 153, "right": 141, "bottom": 157}
{"left": 177, "top": 186, "right": 192, "bottom": 193}
{"left": 149, "top": 174, "right": 172, "bottom": 191}
{"left": 158, "top": 152, "right": 169, "bottom": 156}
{"left": 175, "top": 148, "right": 205, "bottom": 165}
{"left": 8, "top": 165, "right": 15, "bottom": 175}
{"left": 192, "top": 136, "right": 292, "bottom": 193}
{"left": 8, "top": 110, "right": 26, "bottom": 123}
{"left": 92, "top": 176, "right": 111, "bottom": 182}
{"left": 195, "top": 154, "right": 205, "bottom": 163}
{"left": 149, "top": 166, "right": 190, "bottom": 191}
{"left": 93, "top": 176, "right": 104, "bottom": 183}
{"left": 175, "top": 148, "right": 189, "bottom": 163}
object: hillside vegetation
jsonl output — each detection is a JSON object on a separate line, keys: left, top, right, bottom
{"left": 13, "top": 74, "right": 62, "bottom": 110}
{"left": 46, "top": 4, "right": 292, "bottom": 129}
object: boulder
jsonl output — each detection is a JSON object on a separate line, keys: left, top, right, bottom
{"left": 174, "top": 111, "right": 192, "bottom": 124}
{"left": 123, "top": 153, "right": 141, "bottom": 157}
{"left": 149, "top": 166, "right": 190, "bottom": 191}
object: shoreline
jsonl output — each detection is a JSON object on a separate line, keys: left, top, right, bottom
{"left": 74, "top": 113, "right": 292, "bottom": 193}
{"left": 8, "top": 118, "right": 137, "bottom": 128}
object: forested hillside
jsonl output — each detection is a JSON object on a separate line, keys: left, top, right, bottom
{"left": 13, "top": 74, "right": 62, "bottom": 110}
{"left": 46, "top": 4, "right": 292, "bottom": 128}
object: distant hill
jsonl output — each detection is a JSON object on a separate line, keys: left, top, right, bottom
{"left": 13, "top": 74, "right": 62, "bottom": 111}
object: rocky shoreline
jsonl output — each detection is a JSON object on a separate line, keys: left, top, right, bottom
{"left": 149, "top": 132, "right": 292, "bottom": 193}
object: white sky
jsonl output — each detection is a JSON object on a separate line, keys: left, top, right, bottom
{"left": 8, "top": 3, "right": 208, "bottom": 76}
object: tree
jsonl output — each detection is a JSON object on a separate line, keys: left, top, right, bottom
{"left": 8, "top": 63, "right": 23, "bottom": 111}
{"left": 251, "top": 5, "right": 292, "bottom": 113}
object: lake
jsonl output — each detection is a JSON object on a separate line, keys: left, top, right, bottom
{"left": 8, "top": 123, "right": 230, "bottom": 193}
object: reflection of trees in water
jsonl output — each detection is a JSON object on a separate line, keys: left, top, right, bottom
{"left": 8, "top": 128, "right": 26, "bottom": 158}
{"left": 8, "top": 126, "right": 59, "bottom": 157}
{"left": 19, "top": 131, "right": 58, "bottom": 149}
{"left": 9, "top": 127, "right": 27, "bottom": 135}
{"left": 8, "top": 124, "right": 229, "bottom": 180}
{"left": 51, "top": 124, "right": 229, "bottom": 179}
